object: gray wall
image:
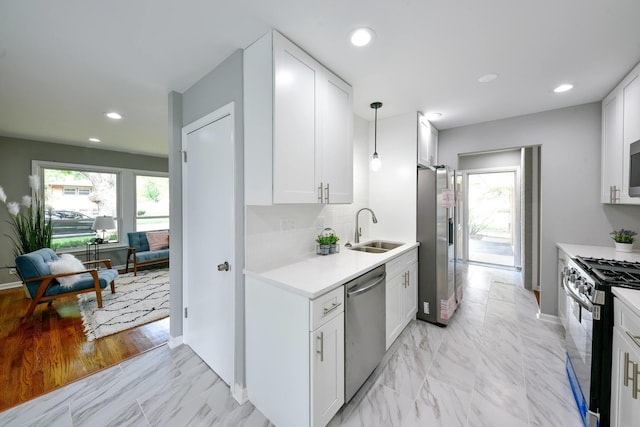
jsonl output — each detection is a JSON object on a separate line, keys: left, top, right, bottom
{"left": 458, "top": 148, "right": 521, "bottom": 170}
{"left": 168, "top": 49, "right": 245, "bottom": 388}
{"left": 439, "top": 102, "right": 640, "bottom": 317}
{"left": 0, "top": 136, "right": 167, "bottom": 284}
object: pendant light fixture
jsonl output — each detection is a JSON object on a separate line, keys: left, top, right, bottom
{"left": 370, "top": 101, "right": 382, "bottom": 171}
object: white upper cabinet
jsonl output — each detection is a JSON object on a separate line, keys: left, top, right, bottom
{"left": 245, "top": 30, "right": 353, "bottom": 205}
{"left": 601, "top": 93, "right": 624, "bottom": 203}
{"left": 319, "top": 72, "right": 353, "bottom": 204}
{"left": 601, "top": 61, "right": 640, "bottom": 204}
{"left": 418, "top": 113, "right": 438, "bottom": 167}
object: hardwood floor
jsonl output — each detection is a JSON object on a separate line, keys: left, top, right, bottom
{"left": 0, "top": 286, "right": 169, "bottom": 412}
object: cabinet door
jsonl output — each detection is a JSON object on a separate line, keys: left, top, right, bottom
{"left": 319, "top": 70, "right": 353, "bottom": 204}
{"left": 402, "top": 263, "right": 418, "bottom": 325}
{"left": 310, "top": 312, "right": 344, "bottom": 427}
{"left": 602, "top": 93, "right": 624, "bottom": 203}
{"left": 611, "top": 327, "right": 640, "bottom": 427}
{"left": 622, "top": 73, "right": 640, "bottom": 204}
{"left": 557, "top": 253, "right": 567, "bottom": 328}
{"left": 273, "top": 33, "right": 320, "bottom": 204}
{"left": 386, "top": 272, "right": 403, "bottom": 350}
{"left": 418, "top": 114, "right": 438, "bottom": 167}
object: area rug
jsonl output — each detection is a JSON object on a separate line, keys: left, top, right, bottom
{"left": 77, "top": 268, "right": 169, "bottom": 341}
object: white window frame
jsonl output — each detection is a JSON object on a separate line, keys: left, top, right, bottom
{"left": 32, "top": 160, "right": 168, "bottom": 250}
{"left": 134, "top": 173, "right": 170, "bottom": 232}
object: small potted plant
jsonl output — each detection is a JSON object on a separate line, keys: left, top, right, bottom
{"left": 316, "top": 234, "right": 332, "bottom": 255}
{"left": 328, "top": 233, "right": 340, "bottom": 254}
{"left": 610, "top": 228, "right": 637, "bottom": 252}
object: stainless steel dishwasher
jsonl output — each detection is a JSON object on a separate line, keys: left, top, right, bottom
{"left": 345, "top": 264, "right": 386, "bottom": 402}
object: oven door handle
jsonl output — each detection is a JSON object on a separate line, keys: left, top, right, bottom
{"left": 565, "top": 281, "right": 593, "bottom": 313}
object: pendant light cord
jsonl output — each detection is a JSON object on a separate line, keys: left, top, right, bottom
{"left": 370, "top": 101, "right": 382, "bottom": 155}
{"left": 374, "top": 106, "right": 378, "bottom": 155}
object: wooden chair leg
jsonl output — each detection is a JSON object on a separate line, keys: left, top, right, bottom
{"left": 22, "top": 278, "right": 53, "bottom": 324}
{"left": 22, "top": 299, "right": 40, "bottom": 324}
{"left": 110, "top": 281, "right": 115, "bottom": 293}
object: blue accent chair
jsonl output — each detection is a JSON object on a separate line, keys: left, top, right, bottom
{"left": 125, "top": 231, "right": 169, "bottom": 276}
{"left": 15, "top": 248, "right": 118, "bottom": 323}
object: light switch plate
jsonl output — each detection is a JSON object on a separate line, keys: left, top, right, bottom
{"left": 423, "top": 302, "right": 430, "bottom": 314}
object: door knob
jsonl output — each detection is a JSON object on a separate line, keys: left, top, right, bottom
{"left": 217, "top": 261, "right": 229, "bottom": 272}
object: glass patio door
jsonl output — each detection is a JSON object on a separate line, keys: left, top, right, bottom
{"left": 466, "top": 170, "right": 518, "bottom": 267}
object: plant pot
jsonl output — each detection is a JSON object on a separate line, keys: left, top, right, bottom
{"left": 330, "top": 244, "right": 339, "bottom": 254}
{"left": 317, "top": 244, "right": 330, "bottom": 255}
{"left": 615, "top": 242, "right": 634, "bottom": 253}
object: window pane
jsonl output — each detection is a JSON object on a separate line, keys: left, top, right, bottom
{"left": 136, "top": 176, "right": 169, "bottom": 230}
{"left": 44, "top": 168, "right": 118, "bottom": 247}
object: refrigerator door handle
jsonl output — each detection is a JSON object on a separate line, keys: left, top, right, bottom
{"left": 448, "top": 218, "right": 454, "bottom": 246}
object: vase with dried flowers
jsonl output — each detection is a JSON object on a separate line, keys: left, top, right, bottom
{"left": 610, "top": 228, "right": 637, "bottom": 253}
{"left": 0, "top": 175, "right": 53, "bottom": 257}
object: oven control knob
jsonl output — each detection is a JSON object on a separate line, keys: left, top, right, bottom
{"left": 578, "top": 284, "right": 587, "bottom": 295}
{"left": 569, "top": 273, "right": 577, "bottom": 282}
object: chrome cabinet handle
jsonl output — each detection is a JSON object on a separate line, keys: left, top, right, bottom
{"left": 634, "top": 361, "right": 640, "bottom": 400}
{"left": 217, "top": 261, "right": 229, "bottom": 272}
{"left": 610, "top": 185, "right": 620, "bottom": 204}
{"left": 324, "top": 183, "right": 330, "bottom": 203}
{"left": 625, "top": 352, "right": 633, "bottom": 387}
{"left": 318, "top": 182, "right": 323, "bottom": 203}
{"left": 317, "top": 332, "right": 324, "bottom": 362}
{"left": 323, "top": 301, "right": 341, "bottom": 316}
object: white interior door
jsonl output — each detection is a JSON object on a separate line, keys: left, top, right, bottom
{"left": 182, "top": 105, "right": 234, "bottom": 386}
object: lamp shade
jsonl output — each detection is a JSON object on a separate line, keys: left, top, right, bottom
{"left": 92, "top": 215, "right": 116, "bottom": 231}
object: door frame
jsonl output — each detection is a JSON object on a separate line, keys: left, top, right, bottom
{"left": 181, "top": 102, "right": 238, "bottom": 397}
{"left": 460, "top": 166, "right": 522, "bottom": 268}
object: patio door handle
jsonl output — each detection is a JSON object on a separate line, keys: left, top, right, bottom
{"left": 217, "top": 261, "right": 229, "bottom": 272}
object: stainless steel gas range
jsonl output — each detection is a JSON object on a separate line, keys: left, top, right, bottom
{"left": 562, "top": 256, "right": 640, "bottom": 427}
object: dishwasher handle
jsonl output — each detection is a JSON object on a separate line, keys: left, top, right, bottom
{"left": 347, "top": 273, "right": 386, "bottom": 297}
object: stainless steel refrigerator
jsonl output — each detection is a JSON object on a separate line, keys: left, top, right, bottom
{"left": 416, "top": 166, "right": 462, "bottom": 325}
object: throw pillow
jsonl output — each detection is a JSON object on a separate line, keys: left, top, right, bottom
{"left": 48, "top": 254, "right": 86, "bottom": 288}
{"left": 147, "top": 230, "right": 169, "bottom": 251}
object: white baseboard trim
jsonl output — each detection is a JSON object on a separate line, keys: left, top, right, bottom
{"left": 0, "top": 281, "right": 23, "bottom": 291}
{"left": 167, "top": 335, "right": 183, "bottom": 348}
{"left": 537, "top": 312, "right": 562, "bottom": 325}
{"left": 233, "top": 384, "right": 248, "bottom": 404}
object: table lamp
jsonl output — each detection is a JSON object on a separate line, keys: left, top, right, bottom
{"left": 92, "top": 215, "right": 116, "bottom": 243}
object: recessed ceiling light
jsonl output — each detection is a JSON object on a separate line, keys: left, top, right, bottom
{"left": 554, "top": 84, "right": 573, "bottom": 93}
{"left": 427, "top": 112, "right": 442, "bottom": 120}
{"left": 105, "top": 112, "right": 122, "bottom": 120}
{"left": 478, "top": 73, "right": 498, "bottom": 83}
{"left": 350, "top": 27, "right": 376, "bottom": 47}
{"left": 89, "top": 137, "right": 101, "bottom": 142}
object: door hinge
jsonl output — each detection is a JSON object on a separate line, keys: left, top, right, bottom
{"left": 182, "top": 150, "right": 187, "bottom": 162}
{"left": 184, "top": 307, "right": 188, "bottom": 318}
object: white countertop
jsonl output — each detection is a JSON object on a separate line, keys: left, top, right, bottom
{"left": 613, "top": 287, "right": 640, "bottom": 318}
{"left": 557, "top": 243, "right": 640, "bottom": 263}
{"left": 244, "top": 242, "right": 419, "bottom": 299}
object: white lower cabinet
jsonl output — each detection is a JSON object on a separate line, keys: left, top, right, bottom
{"left": 611, "top": 296, "right": 640, "bottom": 427}
{"left": 311, "top": 313, "right": 344, "bottom": 427}
{"left": 385, "top": 248, "right": 418, "bottom": 349}
{"left": 557, "top": 249, "right": 568, "bottom": 328}
{"left": 245, "top": 278, "right": 344, "bottom": 427}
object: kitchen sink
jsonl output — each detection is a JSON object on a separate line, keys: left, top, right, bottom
{"left": 360, "top": 240, "right": 404, "bottom": 250}
{"left": 348, "top": 240, "right": 404, "bottom": 253}
{"left": 349, "top": 246, "right": 388, "bottom": 253}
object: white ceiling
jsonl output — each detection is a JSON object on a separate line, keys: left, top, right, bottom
{"left": 1, "top": 0, "right": 639, "bottom": 157}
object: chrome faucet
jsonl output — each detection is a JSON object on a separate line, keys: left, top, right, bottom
{"left": 355, "top": 208, "right": 378, "bottom": 244}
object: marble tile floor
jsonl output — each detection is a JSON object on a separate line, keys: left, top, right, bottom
{"left": 0, "top": 264, "right": 583, "bottom": 427}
